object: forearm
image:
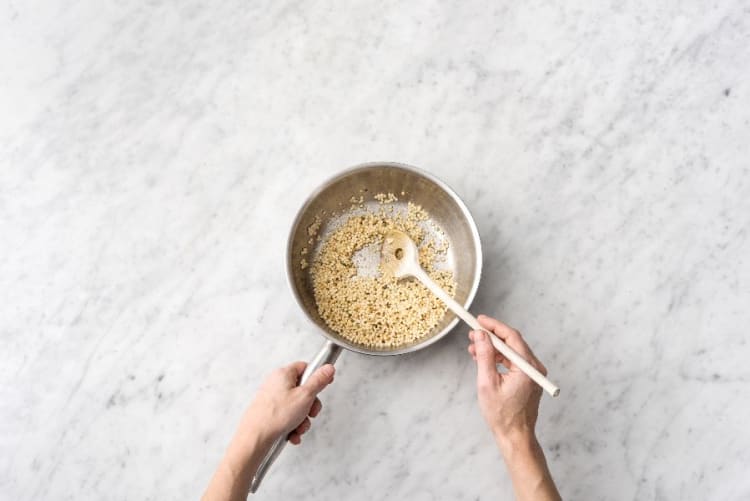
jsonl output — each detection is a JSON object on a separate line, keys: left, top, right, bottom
{"left": 497, "top": 432, "right": 561, "bottom": 501}
{"left": 202, "top": 425, "right": 275, "bottom": 501}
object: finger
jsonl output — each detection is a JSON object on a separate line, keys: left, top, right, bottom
{"left": 538, "top": 361, "right": 548, "bottom": 376}
{"left": 295, "top": 417, "right": 311, "bottom": 435}
{"left": 478, "top": 318, "right": 549, "bottom": 376}
{"left": 469, "top": 343, "right": 500, "bottom": 359}
{"left": 309, "top": 398, "right": 323, "bottom": 418}
{"left": 476, "top": 315, "right": 519, "bottom": 341}
{"left": 469, "top": 340, "right": 505, "bottom": 361}
{"left": 286, "top": 361, "right": 308, "bottom": 380}
{"left": 301, "top": 364, "right": 335, "bottom": 396}
{"left": 477, "top": 315, "right": 533, "bottom": 359}
{"left": 528, "top": 356, "right": 548, "bottom": 376}
{"left": 517, "top": 343, "right": 545, "bottom": 370}
{"left": 470, "top": 336, "right": 500, "bottom": 361}
{"left": 472, "top": 330, "right": 498, "bottom": 388}
{"left": 288, "top": 432, "right": 301, "bottom": 445}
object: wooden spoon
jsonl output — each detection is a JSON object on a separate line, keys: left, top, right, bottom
{"left": 382, "top": 230, "right": 560, "bottom": 397}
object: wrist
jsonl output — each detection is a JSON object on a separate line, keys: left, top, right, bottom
{"left": 243, "top": 402, "right": 284, "bottom": 445}
{"left": 226, "top": 418, "right": 275, "bottom": 469}
{"left": 495, "top": 429, "right": 561, "bottom": 501}
{"left": 494, "top": 427, "right": 539, "bottom": 457}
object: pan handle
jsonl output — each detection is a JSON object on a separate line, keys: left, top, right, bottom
{"left": 248, "top": 341, "right": 343, "bottom": 494}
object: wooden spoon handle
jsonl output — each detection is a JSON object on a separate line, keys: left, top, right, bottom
{"left": 413, "top": 269, "right": 560, "bottom": 397}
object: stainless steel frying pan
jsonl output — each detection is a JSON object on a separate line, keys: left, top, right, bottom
{"left": 250, "top": 162, "right": 482, "bottom": 492}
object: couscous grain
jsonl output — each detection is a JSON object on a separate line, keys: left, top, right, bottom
{"left": 309, "top": 196, "right": 455, "bottom": 348}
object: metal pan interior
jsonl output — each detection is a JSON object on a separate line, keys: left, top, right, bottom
{"left": 286, "top": 162, "right": 482, "bottom": 356}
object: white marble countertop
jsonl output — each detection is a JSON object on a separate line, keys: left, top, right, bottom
{"left": 3, "top": 1, "right": 750, "bottom": 500}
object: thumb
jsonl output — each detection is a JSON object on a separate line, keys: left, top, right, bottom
{"left": 301, "top": 364, "right": 335, "bottom": 396}
{"left": 473, "top": 330, "right": 498, "bottom": 385}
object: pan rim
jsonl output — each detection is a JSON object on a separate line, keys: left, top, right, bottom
{"left": 284, "top": 161, "right": 483, "bottom": 356}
